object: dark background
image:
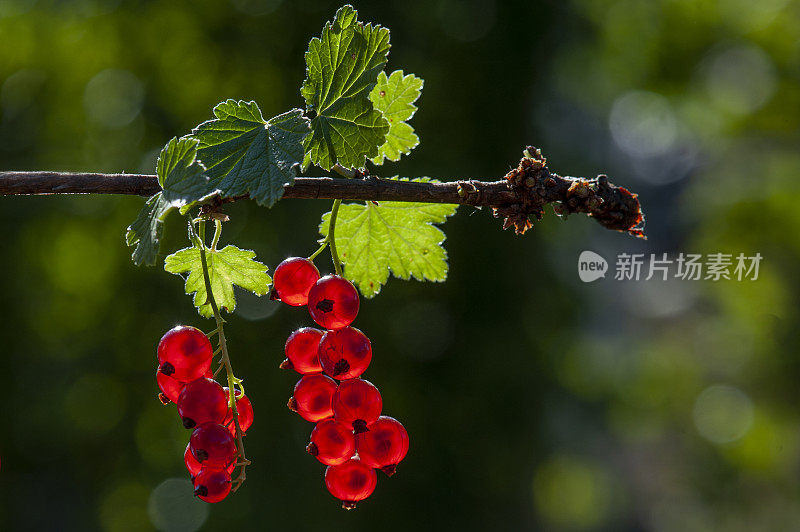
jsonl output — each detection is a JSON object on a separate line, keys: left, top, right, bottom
{"left": 1, "top": 0, "right": 799, "bottom": 530}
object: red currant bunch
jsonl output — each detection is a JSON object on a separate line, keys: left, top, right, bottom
{"left": 154, "top": 325, "right": 255, "bottom": 504}
{"left": 273, "top": 257, "right": 409, "bottom": 509}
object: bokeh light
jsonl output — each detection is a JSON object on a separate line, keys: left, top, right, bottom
{"left": 693, "top": 384, "right": 754, "bottom": 444}
{"left": 147, "top": 478, "right": 209, "bottom": 532}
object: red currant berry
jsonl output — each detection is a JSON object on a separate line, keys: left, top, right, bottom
{"left": 324, "top": 458, "right": 377, "bottom": 510}
{"left": 156, "top": 370, "right": 185, "bottom": 405}
{"left": 318, "top": 327, "right": 372, "bottom": 379}
{"left": 307, "top": 275, "right": 360, "bottom": 329}
{"left": 307, "top": 418, "right": 356, "bottom": 466}
{"left": 185, "top": 443, "right": 235, "bottom": 479}
{"left": 356, "top": 416, "right": 409, "bottom": 476}
{"left": 272, "top": 257, "right": 321, "bottom": 306}
{"left": 222, "top": 388, "right": 254, "bottom": 436}
{"left": 332, "top": 379, "right": 382, "bottom": 433}
{"left": 283, "top": 327, "right": 324, "bottom": 374}
{"left": 288, "top": 374, "right": 338, "bottom": 423}
{"left": 190, "top": 423, "right": 237, "bottom": 469}
{"left": 193, "top": 468, "right": 232, "bottom": 503}
{"left": 157, "top": 326, "right": 213, "bottom": 382}
{"left": 177, "top": 378, "right": 228, "bottom": 429}
{"left": 184, "top": 442, "right": 203, "bottom": 477}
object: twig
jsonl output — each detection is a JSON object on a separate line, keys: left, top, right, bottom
{"left": 0, "top": 149, "right": 645, "bottom": 237}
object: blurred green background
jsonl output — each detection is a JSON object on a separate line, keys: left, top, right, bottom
{"left": 1, "top": 0, "right": 799, "bottom": 530}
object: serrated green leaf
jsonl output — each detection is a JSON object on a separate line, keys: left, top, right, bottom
{"left": 157, "top": 136, "right": 211, "bottom": 207}
{"left": 301, "top": 5, "right": 391, "bottom": 170}
{"left": 125, "top": 192, "right": 173, "bottom": 267}
{"left": 190, "top": 100, "right": 310, "bottom": 207}
{"left": 125, "top": 137, "right": 213, "bottom": 266}
{"left": 369, "top": 70, "right": 423, "bottom": 164}
{"left": 319, "top": 178, "right": 457, "bottom": 297}
{"left": 164, "top": 244, "right": 271, "bottom": 318}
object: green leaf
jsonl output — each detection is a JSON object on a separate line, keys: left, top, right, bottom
{"left": 125, "top": 137, "right": 213, "bottom": 266}
{"left": 157, "top": 136, "right": 211, "bottom": 208}
{"left": 191, "top": 100, "right": 310, "bottom": 207}
{"left": 301, "top": 5, "right": 391, "bottom": 170}
{"left": 164, "top": 244, "right": 271, "bottom": 318}
{"left": 125, "top": 192, "right": 173, "bottom": 267}
{"left": 369, "top": 70, "right": 423, "bottom": 164}
{"left": 319, "top": 178, "right": 458, "bottom": 297}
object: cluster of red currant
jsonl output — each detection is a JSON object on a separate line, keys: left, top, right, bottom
{"left": 155, "top": 326, "right": 254, "bottom": 503}
{"left": 272, "top": 257, "right": 409, "bottom": 510}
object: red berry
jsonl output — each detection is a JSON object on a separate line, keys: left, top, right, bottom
{"left": 283, "top": 327, "right": 324, "bottom": 374}
{"left": 184, "top": 442, "right": 203, "bottom": 477}
{"left": 332, "top": 379, "right": 382, "bottom": 433}
{"left": 190, "top": 423, "right": 237, "bottom": 469}
{"left": 307, "top": 275, "right": 360, "bottom": 329}
{"left": 324, "top": 458, "right": 377, "bottom": 510}
{"left": 356, "top": 416, "right": 409, "bottom": 476}
{"left": 185, "top": 443, "right": 235, "bottom": 478}
{"left": 193, "top": 468, "right": 232, "bottom": 503}
{"left": 318, "top": 327, "right": 372, "bottom": 379}
{"left": 157, "top": 326, "right": 213, "bottom": 382}
{"left": 222, "top": 388, "right": 254, "bottom": 436}
{"left": 272, "top": 257, "right": 321, "bottom": 306}
{"left": 156, "top": 370, "right": 185, "bottom": 404}
{"left": 307, "top": 418, "right": 356, "bottom": 466}
{"left": 178, "top": 378, "right": 228, "bottom": 429}
{"left": 288, "top": 374, "right": 338, "bottom": 422}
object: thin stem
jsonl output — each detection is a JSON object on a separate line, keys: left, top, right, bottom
{"left": 196, "top": 220, "right": 250, "bottom": 490}
{"left": 328, "top": 199, "right": 343, "bottom": 276}
{"left": 307, "top": 238, "right": 329, "bottom": 261}
{"left": 211, "top": 219, "right": 222, "bottom": 251}
{"left": 332, "top": 164, "right": 357, "bottom": 179}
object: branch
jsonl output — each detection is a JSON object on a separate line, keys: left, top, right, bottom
{"left": 0, "top": 148, "right": 645, "bottom": 237}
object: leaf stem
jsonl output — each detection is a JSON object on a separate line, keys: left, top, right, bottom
{"left": 328, "top": 199, "right": 343, "bottom": 276}
{"left": 211, "top": 219, "right": 222, "bottom": 251}
{"left": 195, "top": 219, "right": 250, "bottom": 491}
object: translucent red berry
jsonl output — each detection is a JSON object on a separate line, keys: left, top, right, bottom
{"left": 178, "top": 378, "right": 228, "bottom": 429}
{"left": 307, "top": 275, "right": 360, "bottom": 329}
{"left": 332, "top": 379, "right": 382, "bottom": 433}
{"left": 356, "top": 416, "right": 409, "bottom": 476}
{"left": 222, "top": 388, "right": 254, "bottom": 436}
{"left": 324, "top": 458, "right": 377, "bottom": 510}
{"left": 157, "top": 326, "right": 213, "bottom": 382}
{"left": 185, "top": 443, "right": 235, "bottom": 479}
{"left": 288, "top": 374, "right": 338, "bottom": 422}
{"left": 184, "top": 442, "right": 203, "bottom": 477}
{"left": 156, "top": 370, "right": 185, "bottom": 404}
{"left": 318, "top": 327, "right": 372, "bottom": 379}
{"left": 190, "top": 423, "right": 237, "bottom": 469}
{"left": 272, "top": 257, "right": 321, "bottom": 306}
{"left": 193, "top": 468, "right": 232, "bottom": 503}
{"left": 283, "top": 327, "right": 324, "bottom": 374}
{"left": 307, "top": 418, "right": 356, "bottom": 466}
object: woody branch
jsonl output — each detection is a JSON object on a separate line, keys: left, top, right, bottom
{"left": 0, "top": 148, "right": 645, "bottom": 237}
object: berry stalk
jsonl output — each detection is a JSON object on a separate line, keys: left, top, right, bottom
{"left": 327, "top": 199, "right": 343, "bottom": 276}
{"left": 195, "top": 219, "right": 251, "bottom": 491}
